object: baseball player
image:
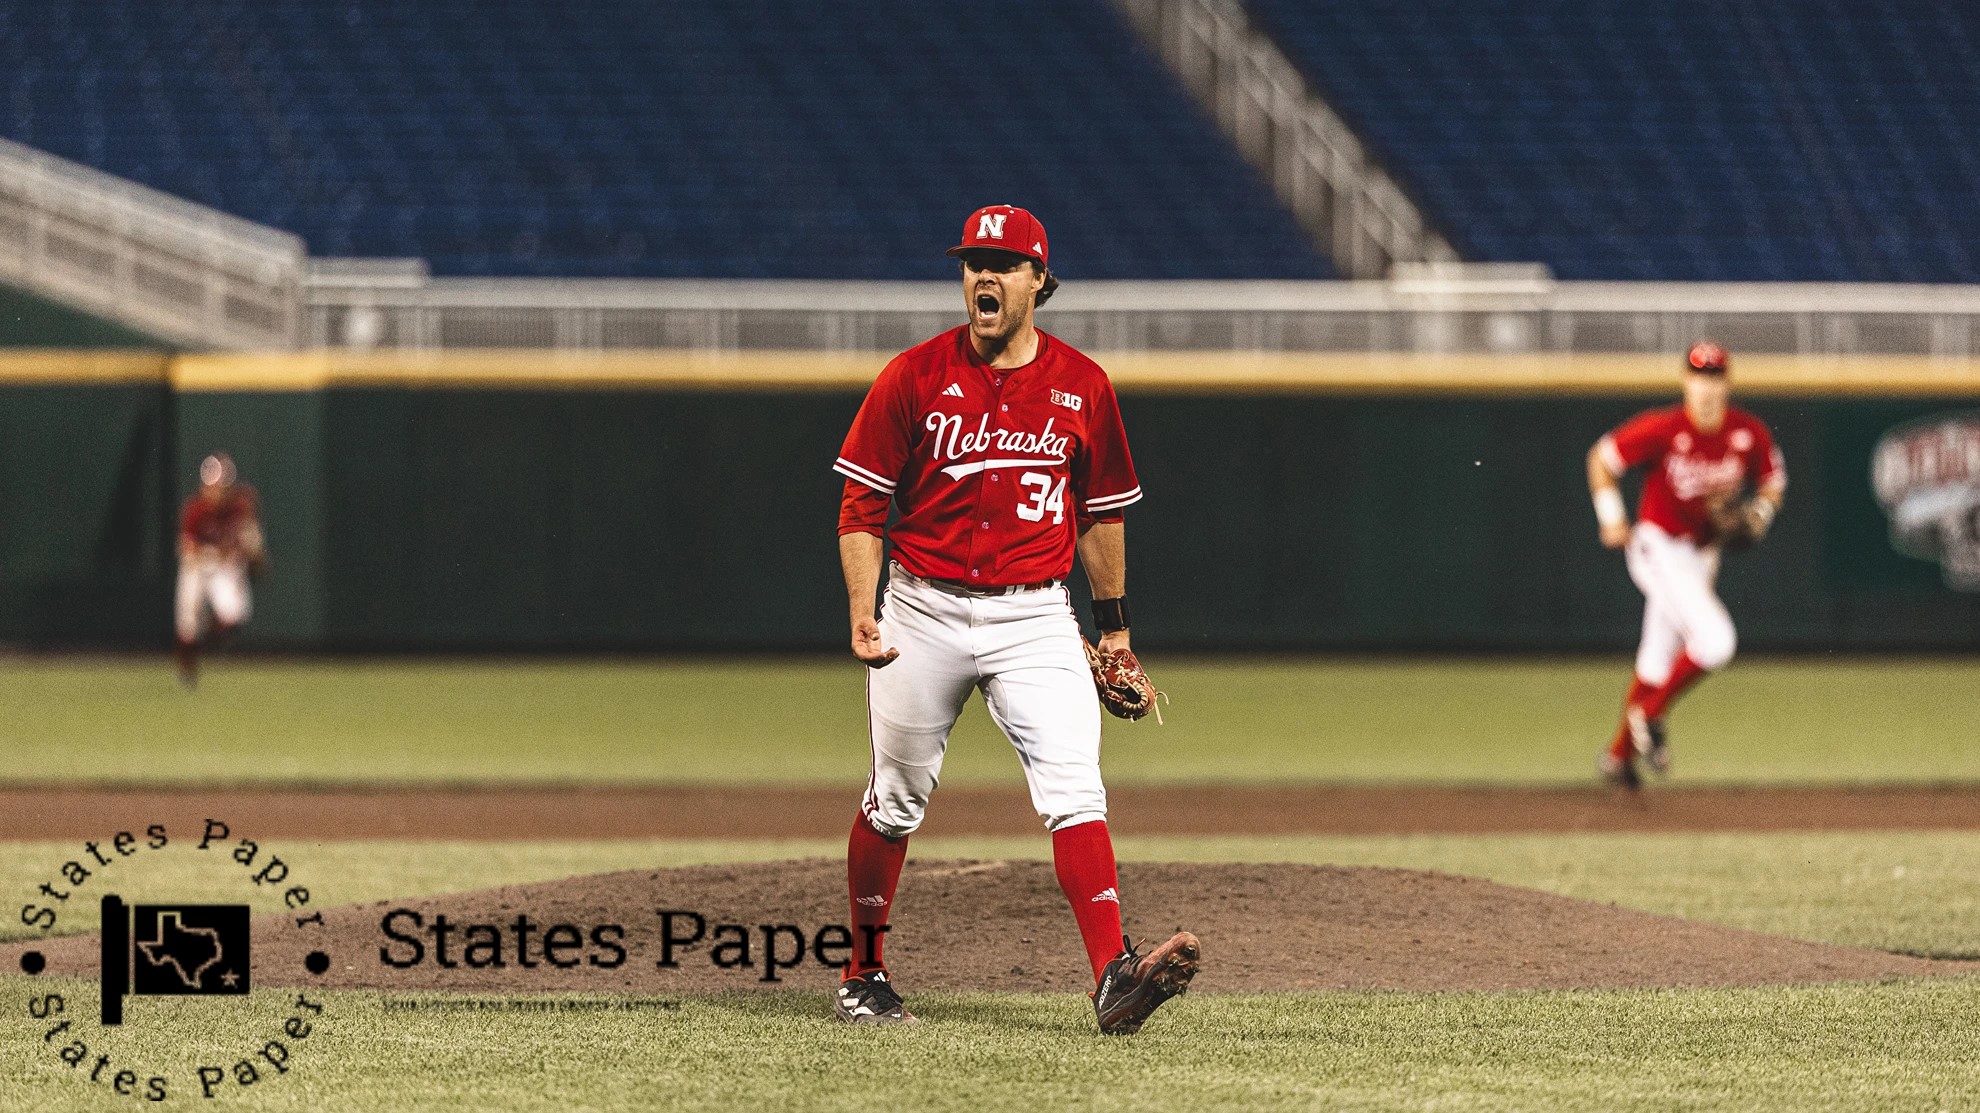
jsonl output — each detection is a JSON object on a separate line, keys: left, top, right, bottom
{"left": 1587, "top": 342, "right": 1785, "bottom": 788}
{"left": 174, "top": 453, "right": 266, "bottom": 687}
{"left": 831, "top": 205, "right": 1198, "bottom": 1034}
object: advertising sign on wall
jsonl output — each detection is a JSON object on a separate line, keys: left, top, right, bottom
{"left": 1873, "top": 412, "right": 1980, "bottom": 590}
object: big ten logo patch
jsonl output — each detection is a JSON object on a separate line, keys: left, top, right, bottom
{"left": 1050, "top": 389, "right": 1082, "bottom": 412}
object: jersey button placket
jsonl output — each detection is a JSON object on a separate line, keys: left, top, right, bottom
{"left": 968, "top": 370, "right": 1007, "bottom": 585}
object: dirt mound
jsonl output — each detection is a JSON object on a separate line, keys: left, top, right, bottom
{"left": 5, "top": 860, "right": 1964, "bottom": 995}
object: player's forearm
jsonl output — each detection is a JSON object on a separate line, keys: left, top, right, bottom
{"left": 1076, "top": 520, "right": 1126, "bottom": 600}
{"left": 1586, "top": 444, "right": 1621, "bottom": 498}
{"left": 1749, "top": 478, "right": 1786, "bottom": 533}
{"left": 839, "top": 530, "right": 886, "bottom": 622}
{"left": 1587, "top": 446, "right": 1626, "bottom": 522}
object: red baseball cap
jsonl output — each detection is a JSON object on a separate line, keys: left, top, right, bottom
{"left": 1685, "top": 340, "right": 1729, "bottom": 375}
{"left": 946, "top": 204, "right": 1048, "bottom": 268}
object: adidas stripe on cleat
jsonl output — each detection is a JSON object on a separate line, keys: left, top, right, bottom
{"left": 835, "top": 970, "right": 918, "bottom": 1026}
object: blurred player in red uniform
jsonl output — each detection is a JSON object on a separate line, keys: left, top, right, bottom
{"left": 175, "top": 453, "right": 266, "bottom": 687}
{"left": 1586, "top": 342, "right": 1785, "bottom": 787}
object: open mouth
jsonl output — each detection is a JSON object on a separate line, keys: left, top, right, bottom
{"left": 974, "top": 292, "right": 1001, "bottom": 321}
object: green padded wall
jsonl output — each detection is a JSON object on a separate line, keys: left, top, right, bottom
{"left": 6, "top": 383, "right": 1976, "bottom": 650}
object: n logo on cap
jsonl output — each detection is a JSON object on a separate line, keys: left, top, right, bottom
{"left": 977, "top": 213, "right": 1007, "bottom": 240}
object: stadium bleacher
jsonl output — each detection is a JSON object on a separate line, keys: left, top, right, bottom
{"left": 0, "top": 0, "right": 1332, "bottom": 280}
{"left": 1248, "top": 0, "right": 1980, "bottom": 282}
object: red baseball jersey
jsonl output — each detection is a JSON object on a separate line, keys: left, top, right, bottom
{"left": 835, "top": 326, "right": 1140, "bottom": 586}
{"left": 179, "top": 487, "right": 261, "bottom": 555}
{"left": 1599, "top": 406, "right": 1784, "bottom": 543}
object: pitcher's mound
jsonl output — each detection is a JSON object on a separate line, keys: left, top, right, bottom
{"left": 7, "top": 860, "right": 1963, "bottom": 994}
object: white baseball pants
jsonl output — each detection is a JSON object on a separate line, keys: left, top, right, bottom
{"left": 862, "top": 565, "right": 1106, "bottom": 837}
{"left": 1624, "top": 522, "right": 1736, "bottom": 686}
{"left": 176, "top": 557, "right": 252, "bottom": 642}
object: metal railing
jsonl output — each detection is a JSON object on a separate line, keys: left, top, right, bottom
{"left": 0, "top": 137, "right": 303, "bottom": 348}
{"left": 300, "top": 263, "right": 1980, "bottom": 358}
{"left": 1110, "top": 0, "right": 1456, "bottom": 278}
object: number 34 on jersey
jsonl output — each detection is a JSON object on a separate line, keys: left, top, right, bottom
{"left": 1015, "top": 472, "right": 1067, "bottom": 523}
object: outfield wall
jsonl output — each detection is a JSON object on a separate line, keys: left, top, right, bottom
{"left": 5, "top": 350, "right": 1977, "bottom": 650}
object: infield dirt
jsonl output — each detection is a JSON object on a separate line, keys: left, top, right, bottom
{"left": 6, "top": 783, "right": 1980, "bottom": 839}
{"left": 5, "top": 859, "right": 1967, "bottom": 995}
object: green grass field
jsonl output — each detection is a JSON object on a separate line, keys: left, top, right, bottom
{"left": 6, "top": 977, "right": 1978, "bottom": 1112}
{"left": 5, "top": 655, "right": 1979, "bottom": 784}
{"left": 3, "top": 655, "right": 1978, "bottom": 1111}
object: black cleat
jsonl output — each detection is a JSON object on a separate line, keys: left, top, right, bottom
{"left": 1598, "top": 750, "right": 1641, "bottom": 790}
{"left": 1627, "top": 706, "right": 1672, "bottom": 776}
{"left": 834, "top": 970, "right": 917, "bottom": 1026}
{"left": 1093, "top": 932, "right": 1200, "bottom": 1036}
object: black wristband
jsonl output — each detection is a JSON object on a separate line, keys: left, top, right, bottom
{"left": 1091, "top": 596, "right": 1131, "bottom": 632}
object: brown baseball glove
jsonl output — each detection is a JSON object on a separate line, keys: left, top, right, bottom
{"left": 1082, "top": 637, "right": 1161, "bottom": 722}
{"left": 1707, "top": 494, "right": 1771, "bottom": 553}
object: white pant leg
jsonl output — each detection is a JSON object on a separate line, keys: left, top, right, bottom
{"left": 174, "top": 563, "right": 207, "bottom": 642}
{"left": 1633, "top": 593, "right": 1686, "bottom": 687}
{"left": 207, "top": 564, "right": 252, "bottom": 628}
{"left": 862, "top": 574, "right": 979, "bottom": 837}
{"left": 974, "top": 587, "right": 1107, "bottom": 832}
{"left": 1625, "top": 524, "right": 1737, "bottom": 672}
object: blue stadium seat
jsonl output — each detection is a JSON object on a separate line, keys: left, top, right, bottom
{"left": 1247, "top": 0, "right": 1980, "bottom": 281}
{"left": 0, "top": 0, "right": 1331, "bottom": 279}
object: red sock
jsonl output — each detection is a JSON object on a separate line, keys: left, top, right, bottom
{"left": 846, "top": 815, "right": 907, "bottom": 979}
{"left": 1052, "top": 820, "right": 1125, "bottom": 983}
{"left": 1606, "top": 720, "right": 1633, "bottom": 762}
{"left": 1641, "top": 654, "right": 1708, "bottom": 719}
{"left": 1608, "top": 676, "right": 1654, "bottom": 761}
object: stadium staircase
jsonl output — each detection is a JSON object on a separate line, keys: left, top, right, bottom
{"left": 1111, "top": 0, "right": 1455, "bottom": 278}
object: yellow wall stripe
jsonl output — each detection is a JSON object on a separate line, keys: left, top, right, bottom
{"left": 0, "top": 351, "right": 172, "bottom": 384}
{"left": 168, "top": 350, "right": 884, "bottom": 392}
{"left": 3, "top": 348, "right": 1980, "bottom": 397}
